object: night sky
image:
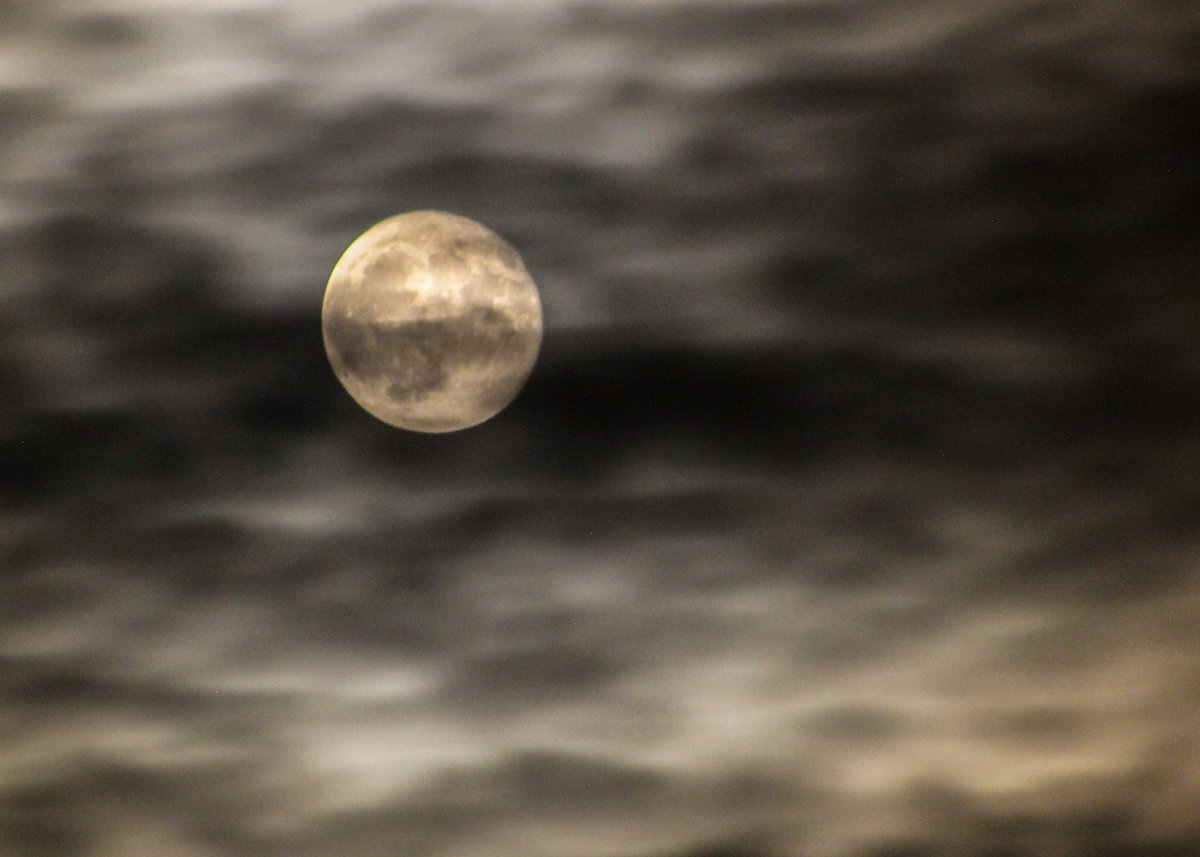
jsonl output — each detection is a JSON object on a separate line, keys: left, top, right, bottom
{"left": 2, "top": 1, "right": 1200, "bottom": 855}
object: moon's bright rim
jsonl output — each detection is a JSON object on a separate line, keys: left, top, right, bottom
{"left": 322, "top": 211, "right": 543, "bottom": 432}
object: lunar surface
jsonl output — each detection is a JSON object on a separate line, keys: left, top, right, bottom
{"left": 322, "top": 211, "right": 543, "bottom": 432}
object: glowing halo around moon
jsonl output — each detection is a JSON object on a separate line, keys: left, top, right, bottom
{"left": 321, "top": 211, "right": 543, "bottom": 433}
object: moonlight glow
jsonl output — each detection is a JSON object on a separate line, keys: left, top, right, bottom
{"left": 322, "top": 211, "right": 543, "bottom": 432}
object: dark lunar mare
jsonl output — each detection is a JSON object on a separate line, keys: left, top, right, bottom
{"left": 324, "top": 304, "right": 530, "bottom": 401}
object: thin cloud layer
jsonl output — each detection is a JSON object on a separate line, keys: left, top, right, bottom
{"left": 2, "top": 1, "right": 1200, "bottom": 856}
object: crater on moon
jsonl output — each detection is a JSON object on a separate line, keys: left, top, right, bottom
{"left": 321, "top": 211, "right": 543, "bottom": 433}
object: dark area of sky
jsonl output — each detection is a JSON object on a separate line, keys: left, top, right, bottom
{"left": 2, "top": 1, "right": 1199, "bottom": 855}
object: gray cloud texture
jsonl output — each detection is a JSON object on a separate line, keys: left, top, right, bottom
{"left": 2, "top": 1, "right": 1200, "bottom": 855}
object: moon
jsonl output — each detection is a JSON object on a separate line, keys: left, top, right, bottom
{"left": 321, "top": 211, "right": 543, "bottom": 432}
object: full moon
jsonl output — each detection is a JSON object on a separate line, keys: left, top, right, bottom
{"left": 321, "top": 211, "right": 543, "bottom": 432}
